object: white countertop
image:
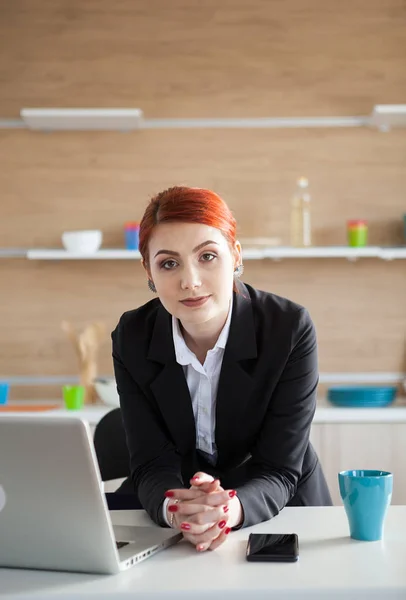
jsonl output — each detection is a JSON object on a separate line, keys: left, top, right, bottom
{"left": 2, "top": 398, "right": 406, "bottom": 425}
{"left": 314, "top": 397, "right": 406, "bottom": 423}
{"left": 1, "top": 506, "right": 405, "bottom": 599}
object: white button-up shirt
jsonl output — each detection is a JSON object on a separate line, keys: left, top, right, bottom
{"left": 162, "top": 299, "right": 233, "bottom": 524}
{"left": 172, "top": 298, "right": 232, "bottom": 462}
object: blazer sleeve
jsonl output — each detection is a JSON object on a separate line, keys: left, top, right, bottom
{"left": 112, "top": 327, "right": 186, "bottom": 526}
{"left": 236, "top": 307, "right": 318, "bottom": 527}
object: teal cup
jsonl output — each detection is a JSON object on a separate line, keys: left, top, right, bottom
{"left": 338, "top": 470, "right": 393, "bottom": 541}
{"left": 0, "top": 382, "right": 9, "bottom": 405}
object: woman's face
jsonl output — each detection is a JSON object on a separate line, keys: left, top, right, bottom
{"left": 146, "top": 222, "right": 241, "bottom": 326}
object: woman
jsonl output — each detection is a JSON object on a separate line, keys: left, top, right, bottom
{"left": 112, "top": 186, "right": 332, "bottom": 552}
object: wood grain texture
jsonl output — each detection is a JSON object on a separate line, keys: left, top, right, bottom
{"left": 0, "top": 0, "right": 405, "bottom": 118}
{"left": 0, "top": 0, "right": 405, "bottom": 399}
{"left": 0, "top": 128, "right": 405, "bottom": 247}
{"left": 2, "top": 255, "right": 405, "bottom": 401}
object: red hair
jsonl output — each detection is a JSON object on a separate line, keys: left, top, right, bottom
{"left": 139, "top": 186, "right": 237, "bottom": 266}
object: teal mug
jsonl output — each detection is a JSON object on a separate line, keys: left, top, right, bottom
{"left": 338, "top": 470, "right": 393, "bottom": 541}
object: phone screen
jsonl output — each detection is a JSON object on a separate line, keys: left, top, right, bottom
{"left": 246, "top": 533, "right": 299, "bottom": 562}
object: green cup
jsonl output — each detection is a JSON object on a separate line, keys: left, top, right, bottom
{"left": 63, "top": 385, "right": 85, "bottom": 410}
{"left": 347, "top": 220, "right": 368, "bottom": 247}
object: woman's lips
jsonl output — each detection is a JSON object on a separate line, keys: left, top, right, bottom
{"left": 180, "top": 295, "right": 211, "bottom": 308}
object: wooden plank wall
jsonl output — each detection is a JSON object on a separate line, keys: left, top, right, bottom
{"left": 0, "top": 0, "right": 405, "bottom": 400}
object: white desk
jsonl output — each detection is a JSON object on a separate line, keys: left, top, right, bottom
{"left": 1, "top": 506, "right": 405, "bottom": 599}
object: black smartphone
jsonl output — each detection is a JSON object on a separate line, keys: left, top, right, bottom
{"left": 246, "top": 533, "right": 299, "bottom": 562}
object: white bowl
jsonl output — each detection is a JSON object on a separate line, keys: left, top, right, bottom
{"left": 62, "top": 230, "right": 102, "bottom": 253}
{"left": 94, "top": 378, "right": 120, "bottom": 407}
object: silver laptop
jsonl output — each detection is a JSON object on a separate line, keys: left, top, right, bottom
{"left": 0, "top": 416, "right": 182, "bottom": 574}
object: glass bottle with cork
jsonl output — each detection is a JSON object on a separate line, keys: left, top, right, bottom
{"left": 290, "top": 177, "right": 312, "bottom": 247}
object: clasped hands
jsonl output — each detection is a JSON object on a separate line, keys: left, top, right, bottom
{"left": 165, "top": 471, "right": 243, "bottom": 552}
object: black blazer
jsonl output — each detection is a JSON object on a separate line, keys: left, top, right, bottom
{"left": 112, "top": 282, "right": 332, "bottom": 528}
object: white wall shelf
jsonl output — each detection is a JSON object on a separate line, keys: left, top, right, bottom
{"left": 0, "top": 104, "right": 404, "bottom": 131}
{"left": 26, "top": 249, "right": 142, "bottom": 260}
{"left": 258, "top": 246, "right": 381, "bottom": 259}
{"left": 24, "top": 246, "right": 406, "bottom": 261}
{"left": 380, "top": 247, "right": 406, "bottom": 260}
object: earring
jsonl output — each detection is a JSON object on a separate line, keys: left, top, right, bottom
{"left": 234, "top": 264, "right": 244, "bottom": 278}
{"left": 148, "top": 279, "right": 157, "bottom": 293}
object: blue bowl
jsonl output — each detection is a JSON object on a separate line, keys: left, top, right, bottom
{"left": 327, "top": 386, "right": 397, "bottom": 408}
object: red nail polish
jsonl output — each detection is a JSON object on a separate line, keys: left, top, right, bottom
{"left": 168, "top": 504, "right": 178, "bottom": 513}
{"left": 225, "top": 527, "right": 231, "bottom": 535}
{"left": 191, "top": 476, "right": 200, "bottom": 481}
{"left": 223, "top": 505, "right": 229, "bottom": 513}
{"left": 218, "top": 520, "right": 226, "bottom": 529}
{"left": 164, "top": 491, "right": 175, "bottom": 498}
{"left": 181, "top": 523, "right": 191, "bottom": 531}
{"left": 228, "top": 490, "right": 237, "bottom": 498}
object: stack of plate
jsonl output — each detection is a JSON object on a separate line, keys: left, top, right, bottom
{"left": 327, "top": 386, "right": 397, "bottom": 408}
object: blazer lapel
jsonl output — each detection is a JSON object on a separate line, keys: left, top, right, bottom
{"left": 215, "top": 283, "right": 257, "bottom": 464}
{"left": 147, "top": 305, "right": 196, "bottom": 456}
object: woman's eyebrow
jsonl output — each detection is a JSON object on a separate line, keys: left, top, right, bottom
{"left": 154, "top": 240, "right": 219, "bottom": 258}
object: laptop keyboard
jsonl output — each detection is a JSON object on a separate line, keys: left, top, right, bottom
{"left": 116, "top": 541, "right": 129, "bottom": 549}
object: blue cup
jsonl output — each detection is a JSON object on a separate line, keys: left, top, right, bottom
{"left": 0, "top": 382, "right": 10, "bottom": 405}
{"left": 338, "top": 470, "right": 393, "bottom": 541}
{"left": 124, "top": 223, "right": 140, "bottom": 251}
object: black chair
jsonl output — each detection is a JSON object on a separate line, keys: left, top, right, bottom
{"left": 93, "top": 408, "right": 142, "bottom": 510}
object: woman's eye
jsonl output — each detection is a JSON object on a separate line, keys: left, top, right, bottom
{"left": 161, "top": 259, "right": 178, "bottom": 270}
{"left": 201, "top": 253, "right": 216, "bottom": 262}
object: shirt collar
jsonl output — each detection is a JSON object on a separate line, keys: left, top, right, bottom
{"left": 172, "top": 296, "right": 233, "bottom": 366}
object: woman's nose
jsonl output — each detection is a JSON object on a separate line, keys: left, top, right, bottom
{"left": 180, "top": 266, "right": 202, "bottom": 290}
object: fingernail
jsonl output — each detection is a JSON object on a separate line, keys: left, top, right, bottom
{"left": 218, "top": 520, "right": 226, "bottom": 529}
{"left": 181, "top": 523, "right": 191, "bottom": 531}
{"left": 228, "top": 490, "right": 237, "bottom": 498}
{"left": 223, "top": 505, "right": 229, "bottom": 513}
{"left": 191, "top": 476, "right": 200, "bottom": 481}
{"left": 165, "top": 491, "right": 174, "bottom": 498}
{"left": 225, "top": 527, "right": 231, "bottom": 535}
{"left": 168, "top": 504, "right": 178, "bottom": 513}
{"left": 197, "top": 544, "right": 205, "bottom": 552}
